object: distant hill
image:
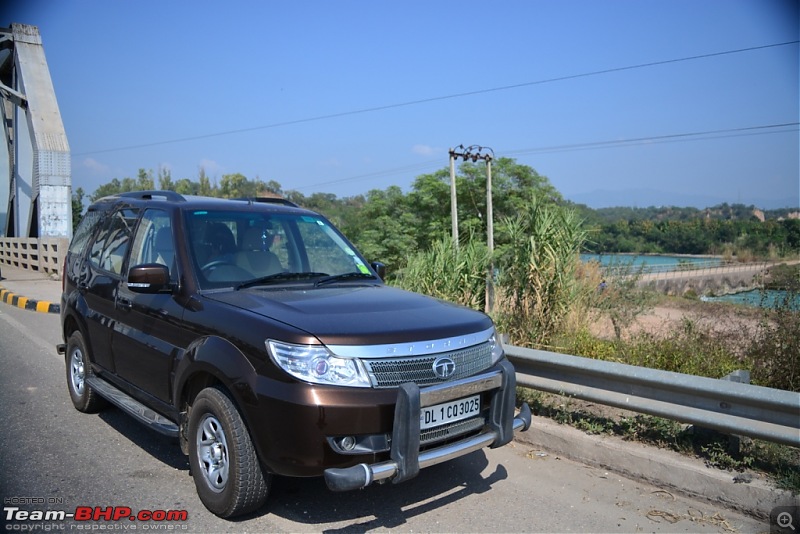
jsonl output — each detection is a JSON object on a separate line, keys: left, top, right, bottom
{"left": 567, "top": 188, "right": 798, "bottom": 211}
{"left": 569, "top": 202, "right": 799, "bottom": 225}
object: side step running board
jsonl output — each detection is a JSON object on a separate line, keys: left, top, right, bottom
{"left": 86, "top": 376, "right": 179, "bottom": 438}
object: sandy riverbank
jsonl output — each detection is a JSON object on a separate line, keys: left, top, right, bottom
{"left": 588, "top": 298, "right": 764, "bottom": 341}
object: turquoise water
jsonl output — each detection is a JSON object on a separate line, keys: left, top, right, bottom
{"left": 582, "top": 254, "right": 798, "bottom": 309}
{"left": 581, "top": 254, "right": 722, "bottom": 272}
{"left": 702, "top": 289, "right": 800, "bottom": 310}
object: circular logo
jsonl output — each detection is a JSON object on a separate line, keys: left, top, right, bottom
{"left": 432, "top": 357, "right": 456, "bottom": 380}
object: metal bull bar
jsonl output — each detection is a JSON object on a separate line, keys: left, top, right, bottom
{"left": 324, "top": 360, "right": 532, "bottom": 491}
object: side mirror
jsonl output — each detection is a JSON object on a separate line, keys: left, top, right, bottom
{"left": 370, "top": 261, "right": 386, "bottom": 281}
{"left": 127, "top": 264, "right": 172, "bottom": 293}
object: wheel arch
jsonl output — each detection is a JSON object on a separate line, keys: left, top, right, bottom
{"left": 61, "top": 293, "right": 92, "bottom": 356}
{"left": 174, "top": 336, "right": 260, "bottom": 410}
{"left": 174, "top": 336, "right": 263, "bottom": 452}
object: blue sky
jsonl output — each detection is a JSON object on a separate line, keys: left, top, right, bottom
{"left": 6, "top": 0, "right": 799, "bottom": 208}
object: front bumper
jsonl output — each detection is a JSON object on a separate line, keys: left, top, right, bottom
{"left": 324, "top": 359, "right": 531, "bottom": 491}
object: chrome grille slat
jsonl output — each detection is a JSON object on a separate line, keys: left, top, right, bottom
{"left": 420, "top": 416, "right": 485, "bottom": 445}
{"left": 363, "top": 342, "right": 493, "bottom": 388}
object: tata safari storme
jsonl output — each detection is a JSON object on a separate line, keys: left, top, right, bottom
{"left": 59, "top": 191, "right": 531, "bottom": 518}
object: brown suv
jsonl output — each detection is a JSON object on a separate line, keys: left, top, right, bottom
{"left": 59, "top": 191, "right": 531, "bottom": 518}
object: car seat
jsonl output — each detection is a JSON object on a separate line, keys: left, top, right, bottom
{"left": 197, "top": 222, "right": 238, "bottom": 267}
{"left": 235, "top": 226, "right": 282, "bottom": 277}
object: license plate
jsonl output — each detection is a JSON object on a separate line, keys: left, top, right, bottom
{"left": 420, "top": 395, "right": 481, "bottom": 430}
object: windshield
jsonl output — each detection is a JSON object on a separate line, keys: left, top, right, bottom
{"left": 185, "top": 209, "right": 375, "bottom": 289}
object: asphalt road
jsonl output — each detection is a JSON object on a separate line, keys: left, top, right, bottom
{"left": 0, "top": 303, "right": 768, "bottom": 533}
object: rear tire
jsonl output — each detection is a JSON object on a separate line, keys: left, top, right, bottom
{"left": 188, "top": 387, "right": 270, "bottom": 518}
{"left": 65, "top": 331, "right": 106, "bottom": 413}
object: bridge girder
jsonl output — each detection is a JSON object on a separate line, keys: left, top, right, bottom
{"left": 1, "top": 23, "right": 71, "bottom": 239}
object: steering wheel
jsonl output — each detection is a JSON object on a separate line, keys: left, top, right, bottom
{"left": 201, "top": 260, "right": 237, "bottom": 274}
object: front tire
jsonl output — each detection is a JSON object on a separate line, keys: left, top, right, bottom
{"left": 65, "top": 331, "right": 106, "bottom": 413}
{"left": 188, "top": 387, "right": 270, "bottom": 518}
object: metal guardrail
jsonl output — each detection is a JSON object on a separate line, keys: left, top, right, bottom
{"left": 506, "top": 345, "right": 800, "bottom": 448}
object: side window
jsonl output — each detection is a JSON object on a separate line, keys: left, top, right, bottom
{"left": 69, "top": 210, "right": 103, "bottom": 256}
{"left": 128, "top": 209, "right": 173, "bottom": 270}
{"left": 89, "top": 208, "right": 139, "bottom": 275}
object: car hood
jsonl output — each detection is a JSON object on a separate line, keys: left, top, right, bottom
{"left": 202, "top": 284, "right": 492, "bottom": 346}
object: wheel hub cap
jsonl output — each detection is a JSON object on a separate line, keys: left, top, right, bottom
{"left": 196, "top": 415, "right": 229, "bottom": 492}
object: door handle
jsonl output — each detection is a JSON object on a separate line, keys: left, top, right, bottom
{"left": 117, "top": 297, "right": 133, "bottom": 310}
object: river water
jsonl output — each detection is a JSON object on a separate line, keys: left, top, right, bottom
{"left": 580, "top": 253, "right": 722, "bottom": 272}
{"left": 581, "top": 254, "right": 798, "bottom": 310}
{"left": 701, "top": 289, "right": 799, "bottom": 310}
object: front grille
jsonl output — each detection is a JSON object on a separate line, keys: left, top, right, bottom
{"left": 420, "top": 416, "right": 485, "bottom": 446}
{"left": 362, "top": 341, "right": 493, "bottom": 388}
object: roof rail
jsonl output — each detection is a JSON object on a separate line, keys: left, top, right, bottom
{"left": 234, "top": 197, "right": 299, "bottom": 208}
{"left": 118, "top": 191, "right": 186, "bottom": 202}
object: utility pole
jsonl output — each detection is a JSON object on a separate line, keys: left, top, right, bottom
{"left": 448, "top": 145, "right": 495, "bottom": 312}
{"left": 448, "top": 147, "right": 460, "bottom": 246}
{"left": 485, "top": 153, "right": 494, "bottom": 313}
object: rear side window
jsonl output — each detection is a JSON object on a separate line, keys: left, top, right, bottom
{"left": 89, "top": 208, "right": 140, "bottom": 275}
{"left": 69, "top": 210, "right": 103, "bottom": 256}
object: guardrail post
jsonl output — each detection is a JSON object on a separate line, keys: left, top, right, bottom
{"left": 716, "top": 370, "right": 751, "bottom": 454}
{"left": 722, "top": 370, "right": 751, "bottom": 385}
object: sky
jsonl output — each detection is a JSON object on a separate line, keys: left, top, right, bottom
{"left": 4, "top": 0, "right": 799, "bottom": 209}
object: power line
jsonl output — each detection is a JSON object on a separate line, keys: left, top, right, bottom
{"left": 73, "top": 41, "right": 799, "bottom": 157}
{"left": 504, "top": 123, "right": 800, "bottom": 156}
{"left": 292, "top": 122, "right": 798, "bottom": 192}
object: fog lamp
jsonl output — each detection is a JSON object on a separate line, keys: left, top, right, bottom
{"left": 339, "top": 436, "right": 356, "bottom": 451}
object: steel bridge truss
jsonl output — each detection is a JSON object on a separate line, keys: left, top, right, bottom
{"left": 0, "top": 23, "right": 71, "bottom": 239}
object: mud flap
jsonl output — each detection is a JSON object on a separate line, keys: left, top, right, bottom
{"left": 488, "top": 359, "right": 517, "bottom": 448}
{"left": 390, "top": 382, "right": 421, "bottom": 484}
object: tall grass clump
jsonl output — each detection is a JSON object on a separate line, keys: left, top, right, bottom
{"left": 747, "top": 285, "right": 800, "bottom": 392}
{"left": 493, "top": 195, "right": 589, "bottom": 348}
{"left": 396, "top": 234, "right": 489, "bottom": 310}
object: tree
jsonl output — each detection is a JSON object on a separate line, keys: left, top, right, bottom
{"left": 406, "top": 169, "right": 451, "bottom": 251}
{"left": 263, "top": 180, "right": 283, "bottom": 196}
{"left": 218, "top": 173, "right": 249, "bottom": 198}
{"left": 349, "top": 186, "right": 417, "bottom": 272}
{"left": 91, "top": 178, "right": 123, "bottom": 201}
{"left": 590, "top": 261, "right": 655, "bottom": 341}
{"left": 158, "top": 167, "right": 174, "bottom": 191}
{"left": 198, "top": 167, "right": 213, "bottom": 196}
{"left": 174, "top": 178, "right": 199, "bottom": 195}
{"left": 136, "top": 168, "right": 155, "bottom": 190}
{"left": 71, "top": 187, "right": 85, "bottom": 231}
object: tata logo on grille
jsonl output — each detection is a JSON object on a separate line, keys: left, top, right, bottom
{"left": 432, "top": 357, "right": 456, "bottom": 379}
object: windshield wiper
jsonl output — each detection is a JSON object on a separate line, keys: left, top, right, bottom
{"left": 314, "top": 272, "right": 377, "bottom": 287}
{"left": 236, "top": 272, "right": 328, "bottom": 290}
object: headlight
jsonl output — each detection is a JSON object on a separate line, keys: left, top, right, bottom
{"left": 488, "top": 328, "right": 505, "bottom": 365}
{"left": 266, "top": 340, "right": 371, "bottom": 388}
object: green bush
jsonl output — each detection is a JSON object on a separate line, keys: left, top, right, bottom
{"left": 395, "top": 234, "right": 489, "bottom": 311}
